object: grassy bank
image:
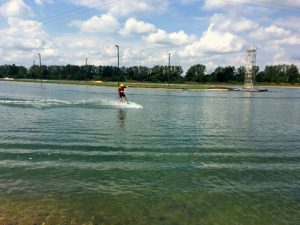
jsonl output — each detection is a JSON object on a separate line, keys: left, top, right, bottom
{"left": 1, "top": 78, "right": 299, "bottom": 90}
{"left": 0, "top": 79, "right": 218, "bottom": 90}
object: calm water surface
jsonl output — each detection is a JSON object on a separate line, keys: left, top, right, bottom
{"left": 0, "top": 81, "right": 300, "bottom": 225}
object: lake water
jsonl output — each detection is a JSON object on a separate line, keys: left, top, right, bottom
{"left": 0, "top": 81, "right": 299, "bottom": 225}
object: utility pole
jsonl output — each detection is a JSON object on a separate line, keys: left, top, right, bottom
{"left": 31, "top": 61, "right": 35, "bottom": 80}
{"left": 115, "top": 45, "right": 120, "bottom": 86}
{"left": 168, "top": 52, "right": 171, "bottom": 86}
{"left": 85, "top": 58, "right": 88, "bottom": 83}
{"left": 38, "top": 53, "right": 42, "bottom": 84}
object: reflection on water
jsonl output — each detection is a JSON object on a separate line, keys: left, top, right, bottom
{"left": 118, "top": 109, "right": 126, "bottom": 128}
{"left": 242, "top": 92, "right": 254, "bottom": 128}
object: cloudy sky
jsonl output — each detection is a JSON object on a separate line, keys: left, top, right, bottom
{"left": 0, "top": 0, "right": 300, "bottom": 72}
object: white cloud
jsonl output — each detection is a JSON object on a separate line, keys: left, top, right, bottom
{"left": 50, "top": 34, "right": 119, "bottom": 66}
{"left": 71, "top": 0, "right": 169, "bottom": 16}
{"left": 274, "top": 16, "right": 300, "bottom": 31}
{"left": 145, "top": 29, "right": 196, "bottom": 46}
{"left": 34, "top": 0, "right": 43, "bottom": 5}
{"left": 282, "top": 0, "right": 300, "bottom": 7}
{"left": 180, "top": 24, "right": 245, "bottom": 57}
{"left": 272, "top": 36, "right": 300, "bottom": 46}
{"left": 69, "top": 14, "right": 119, "bottom": 33}
{"left": 3, "top": 17, "right": 46, "bottom": 50}
{"left": 41, "top": 46, "right": 60, "bottom": 58}
{"left": 66, "top": 39, "right": 98, "bottom": 50}
{"left": 69, "top": 0, "right": 169, "bottom": 16}
{"left": 0, "top": 17, "right": 59, "bottom": 64}
{"left": 273, "top": 47, "right": 286, "bottom": 61}
{"left": 107, "top": 0, "right": 152, "bottom": 16}
{"left": 202, "top": 0, "right": 300, "bottom": 14}
{"left": 169, "top": 31, "right": 196, "bottom": 45}
{"left": 262, "top": 45, "right": 287, "bottom": 63}
{"left": 203, "top": 0, "right": 300, "bottom": 10}
{"left": 203, "top": 0, "right": 238, "bottom": 9}
{"left": 249, "top": 25, "right": 290, "bottom": 41}
{"left": 145, "top": 29, "right": 168, "bottom": 44}
{"left": 122, "top": 48, "right": 146, "bottom": 63}
{"left": 34, "top": 0, "right": 53, "bottom": 5}
{"left": 141, "top": 52, "right": 170, "bottom": 66}
{"left": 120, "top": 18, "right": 156, "bottom": 35}
{"left": 104, "top": 45, "right": 118, "bottom": 57}
{"left": 7, "top": 17, "right": 41, "bottom": 31}
{"left": 68, "top": 0, "right": 103, "bottom": 8}
{"left": 0, "top": 0, "right": 33, "bottom": 17}
{"left": 120, "top": 18, "right": 196, "bottom": 46}
{"left": 210, "top": 13, "right": 259, "bottom": 33}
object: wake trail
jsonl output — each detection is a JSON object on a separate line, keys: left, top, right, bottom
{"left": 0, "top": 97, "right": 143, "bottom": 109}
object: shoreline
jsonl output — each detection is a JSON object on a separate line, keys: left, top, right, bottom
{"left": 1, "top": 79, "right": 299, "bottom": 90}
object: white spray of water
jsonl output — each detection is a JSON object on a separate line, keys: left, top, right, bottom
{"left": 99, "top": 99, "right": 143, "bottom": 109}
{"left": 0, "top": 98, "right": 71, "bottom": 108}
{"left": 0, "top": 98, "right": 143, "bottom": 109}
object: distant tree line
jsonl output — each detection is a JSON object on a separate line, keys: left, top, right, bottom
{"left": 0, "top": 63, "right": 299, "bottom": 84}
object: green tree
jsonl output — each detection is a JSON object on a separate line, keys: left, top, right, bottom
{"left": 149, "top": 65, "right": 165, "bottom": 82}
{"left": 223, "top": 66, "right": 235, "bottom": 82}
{"left": 16, "top": 66, "right": 28, "bottom": 79}
{"left": 185, "top": 64, "right": 206, "bottom": 82}
{"left": 170, "top": 66, "right": 184, "bottom": 83}
{"left": 215, "top": 67, "right": 225, "bottom": 82}
{"left": 0, "top": 63, "right": 298, "bottom": 84}
{"left": 236, "top": 66, "right": 245, "bottom": 82}
{"left": 0, "top": 65, "right": 5, "bottom": 78}
{"left": 264, "top": 65, "right": 286, "bottom": 83}
{"left": 28, "top": 65, "right": 40, "bottom": 79}
{"left": 287, "top": 64, "right": 299, "bottom": 83}
{"left": 255, "top": 71, "right": 266, "bottom": 82}
{"left": 9, "top": 64, "right": 18, "bottom": 78}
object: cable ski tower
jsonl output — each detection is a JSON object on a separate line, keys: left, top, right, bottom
{"left": 244, "top": 47, "right": 256, "bottom": 90}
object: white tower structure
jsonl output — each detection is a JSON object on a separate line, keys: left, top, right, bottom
{"left": 244, "top": 47, "right": 257, "bottom": 90}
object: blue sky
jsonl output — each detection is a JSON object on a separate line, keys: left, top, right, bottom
{"left": 0, "top": 0, "right": 300, "bottom": 72}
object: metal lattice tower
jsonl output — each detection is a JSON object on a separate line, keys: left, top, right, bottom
{"left": 244, "top": 47, "right": 257, "bottom": 89}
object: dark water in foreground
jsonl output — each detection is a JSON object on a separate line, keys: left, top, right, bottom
{"left": 0, "top": 81, "right": 300, "bottom": 225}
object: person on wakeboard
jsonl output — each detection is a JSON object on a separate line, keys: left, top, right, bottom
{"left": 118, "top": 83, "right": 129, "bottom": 103}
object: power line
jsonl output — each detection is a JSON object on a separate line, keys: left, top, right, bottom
{"left": 247, "top": 0, "right": 300, "bottom": 10}
{"left": 219, "top": 0, "right": 300, "bottom": 14}
{"left": 0, "top": 0, "right": 121, "bottom": 37}
{"left": 37, "top": 0, "right": 119, "bottom": 25}
{"left": 220, "top": 0, "right": 300, "bottom": 13}
{"left": 0, "top": 0, "right": 106, "bottom": 30}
